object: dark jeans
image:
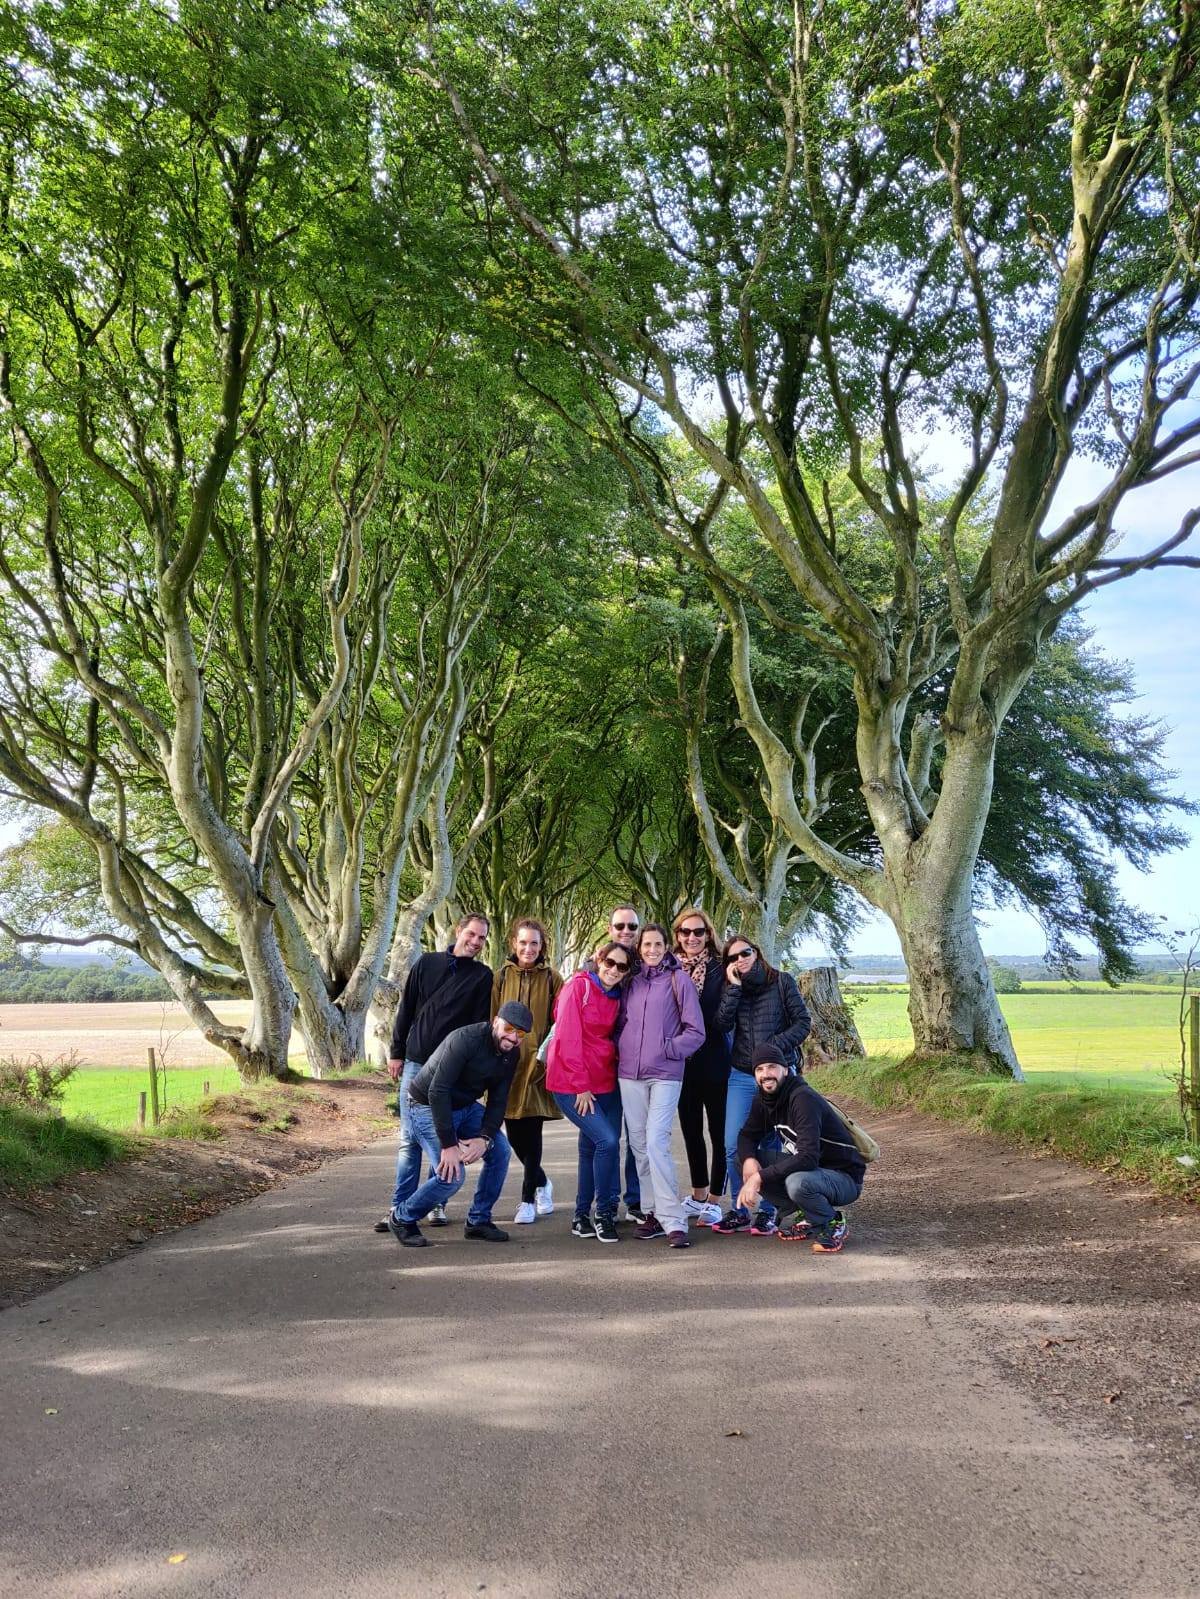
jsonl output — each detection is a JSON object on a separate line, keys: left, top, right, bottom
{"left": 396, "top": 1100, "right": 511, "bottom": 1226}
{"left": 762, "top": 1167, "right": 862, "bottom": 1231}
{"left": 553, "top": 1089, "right": 622, "bottom": 1219}
{"left": 623, "top": 1122, "right": 640, "bottom": 1208}
{"left": 678, "top": 1069, "right": 728, "bottom": 1194}
{"left": 505, "top": 1115, "right": 547, "bottom": 1204}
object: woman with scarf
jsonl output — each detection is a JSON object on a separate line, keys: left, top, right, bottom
{"left": 712, "top": 936, "right": 811, "bottom": 1235}
{"left": 617, "top": 923, "right": 706, "bottom": 1248}
{"left": 671, "top": 906, "right": 731, "bottom": 1228}
{"left": 545, "top": 941, "right": 632, "bottom": 1244}
{"left": 492, "top": 917, "right": 563, "bottom": 1225}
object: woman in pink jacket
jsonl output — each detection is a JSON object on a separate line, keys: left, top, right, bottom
{"left": 546, "top": 942, "right": 632, "bottom": 1245}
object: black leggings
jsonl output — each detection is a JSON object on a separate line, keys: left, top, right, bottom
{"left": 505, "top": 1116, "right": 548, "bottom": 1204}
{"left": 677, "top": 1072, "right": 727, "bottom": 1196}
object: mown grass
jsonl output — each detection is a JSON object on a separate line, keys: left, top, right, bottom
{"left": 811, "top": 1054, "right": 1200, "bottom": 1201}
{"left": 0, "top": 1104, "right": 130, "bottom": 1188}
{"left": 853, "top": 989, "right": 1182, "bottom": 1091}
{"left": 61, "top": 1065, "right": 244, "bottom": 1129}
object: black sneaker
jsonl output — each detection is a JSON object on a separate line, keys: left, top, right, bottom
{"left": 386, "top": 1213, "right": 430, "bottom": 1248}
{"left": 373, "top": 1216, "right": 391, "bottom": 1234}
{"left": 624, "top": 1204, "right": 647, "bottom": 1225}
{"left": 594, "top": 1213, "right": 620, "bottom": 1244}
{"left": 464, "top": 1220, "right": 509, "bottom": 1243}
{"left": 571, "top": 1215, "right": 596, "bottom": 1239}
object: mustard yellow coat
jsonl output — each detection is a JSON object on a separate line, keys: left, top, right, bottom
{"left": 491, "top": 957, "right": 564, "bottom": 1121}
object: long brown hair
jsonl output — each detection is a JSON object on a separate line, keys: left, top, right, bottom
{"left": 508, "top": 916, "right": 550, "bottom": 960}
{"left": 723, "top": 934, "right": 778, "bottom": 985}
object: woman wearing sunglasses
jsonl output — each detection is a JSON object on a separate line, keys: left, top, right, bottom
{"left": 545, "top": 942, "right": 633, "bottom": 1244}
{"left": 713, "top": 937, "right": 810, "bottom": 1235}
{"left": 671, "top": 906, "right": 731, "bottom": 1228}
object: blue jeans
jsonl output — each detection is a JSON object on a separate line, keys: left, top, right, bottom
{"left": 763, "top": 1167, "right": 862, "bottom": 1232}
{"left": 390, "top": 1060, "right": 425, "bottom": 1213}
{"left": 724, "top": 1068, "right": 778, "bottom": 1217}
{"left": 396, "top": 1100, "right": 511, "bottom": 1226}
{"left": 554, "top": 1089, "right": 622, "bottom": 1219}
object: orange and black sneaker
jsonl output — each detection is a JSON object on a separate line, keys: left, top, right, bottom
{"left": 776, "top": 1214, "right": 812, "bottom": 1243}
{"left": 811, "top": 1212, "right": 848, "bottom": 1254}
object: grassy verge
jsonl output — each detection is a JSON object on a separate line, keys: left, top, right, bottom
{"left": 0, "top": 1105, "right": 130, "bottom": 1188}
{"left": 810, "top": 1054, "right": 1200, "bottom": 1201}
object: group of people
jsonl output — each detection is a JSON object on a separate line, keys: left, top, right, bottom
{"left": 380, "top": 903, "right": 866, "bottom": 1256}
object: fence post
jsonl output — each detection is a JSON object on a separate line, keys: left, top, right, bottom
{"left": 1189, "top": 995, "right": 1200, "bottom": 1144}
{"left": 147, "top": 1047, "right": 160, "bottom": 1126}
{"left": 138, "top": 1091, "right": 147, "bottom": 1128}
{"left": 203, "top": 1080, "right": 210, "bottom": 1096}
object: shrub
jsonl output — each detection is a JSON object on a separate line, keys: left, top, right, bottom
{"left": 0, "top": 1050, "right": 81, "bottom": 1108}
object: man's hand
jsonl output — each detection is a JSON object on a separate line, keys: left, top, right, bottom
{"left": 387, "top": 1058, "right": 403, "bottom": 1083}
{"left": 437, "top": 1144, "right": 464, "bottom": 1182}
{"left": 574, "top": 1091, "right": 596, "bottom": 1116}
{"left": 459, "top": 1137, "right": 488, "bottom": 1166}
{"left": 737, "top": 1158, "right": 762, "bottom": 1212}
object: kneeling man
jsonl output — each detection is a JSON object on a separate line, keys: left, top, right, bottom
{"left": 389, "top": 1001, "right": 533, "bottom": 1249}
{"left": 735, "top": 1042, "right": 865, "bottom": 1253}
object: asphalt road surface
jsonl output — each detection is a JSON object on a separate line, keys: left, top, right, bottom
{"left": 2, "top": 1119, "right": 1196, "bottom": 1599}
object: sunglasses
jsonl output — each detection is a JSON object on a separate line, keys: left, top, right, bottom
{"left": 600, "top": 956, "right": 630, "bottom": 973}
{"left": 727, "top": 947, "right": 755, "bottom": 960}
{"left": 678, "top": 925, "right": 707, "bottom": 938}
{"left": 611, "top": 921, "right": 638, "bottom": 932}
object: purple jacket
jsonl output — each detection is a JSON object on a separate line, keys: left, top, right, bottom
{"left": 616, "top": 953, "right": 706, "bottom": 1082}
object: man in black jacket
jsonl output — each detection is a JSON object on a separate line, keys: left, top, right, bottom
{"left": 734, "top": 1042, "right": 866, "bottom": 1253}
{"left": 388, "top": 1002, "right": 532, "bottom": 1248}
{"left": 380, "top": 912, "right": 493, "bottom": 1231}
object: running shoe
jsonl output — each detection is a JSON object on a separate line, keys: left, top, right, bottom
{"left": 712, "top": 1207, "right": 752, "bottom": 1234}
{"left": 750, "top": 1209, "right": 778, "bottom": 1236}
{"left": 535, "top": 1180, "right": 555, "bottom": 1216}
{"left": 681, "top": 1195, "right": 710, "bottom": 1218}
{"left": 666, "top": 1230, "right": 691, "bottom": 1249}
{"left": 624, "top": 1204, "right": 648, "bottom": 1225}
{"left": 694, "top": 1200, "right": 724, "bottom": 1228}
{"left": 812, "top": 1214, "right": 848, "bottom": 1253}
{"left": 571, "top": 1215, "right": 596, "bottom": 1239}
{"left": 635, "top": 1213, "right": 666, "bottom": 1240}
{"left": 776, "top": 1216, "right": 812, "bottom": 1243}
{"left": 428, "top": 1204, "right": 449, "bottom": 1227}
{"left": 513, "top": 1201, "right": 536, "bottom": 1224}
{"left": 594, "top": 1212, "right": 620, "bottom": 1244}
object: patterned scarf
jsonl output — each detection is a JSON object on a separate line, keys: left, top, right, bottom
{"left": 677, "top": 948, "right": 709, "bottom": 993}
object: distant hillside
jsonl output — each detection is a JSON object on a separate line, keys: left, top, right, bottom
{"left": 0, "top": 955, "right": 172, "bottom": 1004}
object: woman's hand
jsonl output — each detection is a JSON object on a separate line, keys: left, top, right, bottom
{"left": 575, "top": 1091, "right": 597, "bottom": 1116}
{"left": 726, "top": 963, "right": 743, "bottom": 987}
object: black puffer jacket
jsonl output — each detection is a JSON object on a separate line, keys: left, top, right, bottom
{"left": 716, "top": 963, "right": 810, "bottom": 1075}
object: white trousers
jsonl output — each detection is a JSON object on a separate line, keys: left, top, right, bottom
{"left": 619, "top": 1077, "right": 685, "bottom": 1234}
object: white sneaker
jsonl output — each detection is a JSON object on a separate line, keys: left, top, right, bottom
{"left": 696, "top": 1201, "right": 723, "bottom": 1227}
{"left": 513, "top": 1201, "right": 537, "bottom": 1224}
{"left": 535, "top": 1180, "right": 554, "bottom": 1216}
{"left": 681, "top": 1195, "right": 708, "bottom": 1218}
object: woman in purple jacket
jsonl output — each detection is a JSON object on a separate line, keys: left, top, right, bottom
{"left": 617, "top": 923, "right": 705, "bottom": 1248}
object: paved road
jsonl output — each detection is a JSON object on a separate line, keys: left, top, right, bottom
{"left": 2, "top": 1121, "right": 1196, "bottom": 1599}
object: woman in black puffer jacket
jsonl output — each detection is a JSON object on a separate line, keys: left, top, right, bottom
{"left": 712, "top": 937, "right": 810, "bottom": 1234}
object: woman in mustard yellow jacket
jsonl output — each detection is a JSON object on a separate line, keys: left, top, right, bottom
{"left": 492, "top": 917, "right": 563, "bottom": 1224}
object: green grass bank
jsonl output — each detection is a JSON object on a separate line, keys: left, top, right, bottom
{"left": 0, "top": 1105, "right": 130, "bottom": 1188}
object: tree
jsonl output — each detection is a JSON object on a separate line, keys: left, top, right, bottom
{"left": 405, "top": 0, "right": 1200, "bottom": 1073}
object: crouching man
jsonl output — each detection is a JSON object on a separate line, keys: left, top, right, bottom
{"left": 388, "top": 1001, "right": 533, "bottom": 1249}
{"left": 734, "top": 1042, "right": 865, "bottom": 1253}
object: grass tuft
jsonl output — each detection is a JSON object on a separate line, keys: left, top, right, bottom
{"left": 811, "top": 1055, "right": 1200, "bottom": 1200}
{"left": 150, "top": 1107, "right": 224, "bottom": 1142}
{"left": 0, "top": 1104, "right": 130, "bottom": 1188}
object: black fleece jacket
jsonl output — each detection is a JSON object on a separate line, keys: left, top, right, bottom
{"left": 736, "top": 1075, "right": 866, "bottom": 1186}
{"left": 389, "top": 950, "right": 493, "bottom": 1065}
{"left": 409, "top": 1022, "right": 517, "bottom": 1149}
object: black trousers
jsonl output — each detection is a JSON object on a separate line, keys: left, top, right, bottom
{"left": 504, "top": 1115, "right": 548, "bottom": 1203}
{"left": 677, "top": 1070, "right": 728, "bottom": 1196}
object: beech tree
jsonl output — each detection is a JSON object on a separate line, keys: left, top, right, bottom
{"left": 405, "top": 0, "right": 1200, "bottom": 1071}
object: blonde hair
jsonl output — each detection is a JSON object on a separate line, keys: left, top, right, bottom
{"left": 671, "top": 905, "right": 721, "bottom": 959}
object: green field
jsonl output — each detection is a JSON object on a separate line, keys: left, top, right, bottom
{"left": 854, "top": 989, "right": 1183, "bottom": 1094}
{"left": 61, "top": 1066, "right": 245, "bottom": 1129}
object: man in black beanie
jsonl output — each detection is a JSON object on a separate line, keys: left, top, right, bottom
{"left": 734, "top": 1041, "right": 866, "bottom": 1253}
{"left": 387, "top": 1001, "right": 533, "bottom": 1248}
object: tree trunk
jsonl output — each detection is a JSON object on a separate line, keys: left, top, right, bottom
{"left": 294, "top": 991, "right": 366, "bottom": 1078}
{"left": 797, "top": 967, "right": 865, "bottom": 1064}
{"left": 893, "top": 873, "right": 1022, "bottom": 1077}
